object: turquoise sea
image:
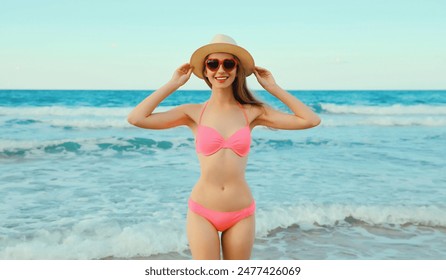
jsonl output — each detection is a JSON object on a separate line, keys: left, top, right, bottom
{"left": 0, "top": 89, "right": 445, "bottom": 259}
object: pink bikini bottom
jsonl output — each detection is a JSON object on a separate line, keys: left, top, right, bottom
{"left": 188, "top": 199, "right": 256, "bottom": 232}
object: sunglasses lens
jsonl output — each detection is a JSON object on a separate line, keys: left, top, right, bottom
{"left": 223, "top": 59, "right": 236, "bottom": 70}
{"left": 206, "top": 59, "right": 219, "bottom": 71}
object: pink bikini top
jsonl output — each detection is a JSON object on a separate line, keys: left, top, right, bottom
{"left": 196, "top": 102, "right": 251, "bottom": 157}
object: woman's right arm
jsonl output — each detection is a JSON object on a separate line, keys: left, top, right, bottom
{"left": 127, "top": 63, "right": 194, "bottom": 129}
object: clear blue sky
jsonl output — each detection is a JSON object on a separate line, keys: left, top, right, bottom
{"left": 1, "top": 0, "right": 445, "bottom": 90}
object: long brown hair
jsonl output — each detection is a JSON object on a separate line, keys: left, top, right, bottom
{"left": 203, "top": 55, "right": 263, "bottom": 107}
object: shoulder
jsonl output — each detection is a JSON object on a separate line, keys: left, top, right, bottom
{"left": 241, "top": 103, "right": 268, "bottom": 125}
{"left": 172, "top": 103, "right": 205, "bottom": 124}
{"left": 242, "top": 103, "right": 270, "bottom": 113}
{"left": 174, "top": 103, "right": 202, "bottom": 113}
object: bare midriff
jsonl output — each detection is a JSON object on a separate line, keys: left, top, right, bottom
{"left": 190, "top": 149, "right": 254, "bottom": 212}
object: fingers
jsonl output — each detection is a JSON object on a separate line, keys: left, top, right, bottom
{"left": 254, "top": 66, "right": 268, "bottom": 72}
{"left": 176, "top": 63, "right": 194, "bottom": 76}
{"left": 178, "top": 63, "right": 191, "bottom": 70}
{"left": 254, "top": 66, "right": 270, "bottom": 76}
{"left": 179, "top": 62, "right": 191, "bottom": 69}
{"left": 253, "top": 66, "right": 263, "bottom": 76}
{"left": 253, "top": 66, "right": 260, "bottom": 76}
{"left": 186, "top": 66, "right": 194, "bottom": 77}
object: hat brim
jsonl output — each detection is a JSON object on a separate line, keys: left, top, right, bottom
{"left": 190, "top": 43, "right": 255, "bottom": 79}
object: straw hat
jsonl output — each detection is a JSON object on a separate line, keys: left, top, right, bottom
{"left": 190, "top": 34, "right": 255, "bottom": 79}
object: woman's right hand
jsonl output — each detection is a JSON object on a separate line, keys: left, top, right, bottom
{"left": 170, "top": 63, "right": 193, "bottom": 87}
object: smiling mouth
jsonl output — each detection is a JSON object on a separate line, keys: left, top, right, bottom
{"left": 215, "top": 76, "right": 228, "bottom": 81}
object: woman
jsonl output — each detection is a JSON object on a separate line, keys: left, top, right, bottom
{"left": 127, "top": 34, "right": 320, "bottom": 260}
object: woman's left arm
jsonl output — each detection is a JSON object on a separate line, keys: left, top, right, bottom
{"left": 253, "top": 66, "right": 321, "bottom": 130}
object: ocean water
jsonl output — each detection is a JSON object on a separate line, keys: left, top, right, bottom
{"left": 0, "top": 89, "right": 445, "bottom": 260}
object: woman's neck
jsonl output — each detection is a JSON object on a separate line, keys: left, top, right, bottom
{"left": 209, "top": 87, "right": 237, "bottom": 106}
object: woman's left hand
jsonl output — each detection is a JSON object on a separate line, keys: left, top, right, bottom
{"left": 254, "top": 66, "right": 277, "bottom": 90}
